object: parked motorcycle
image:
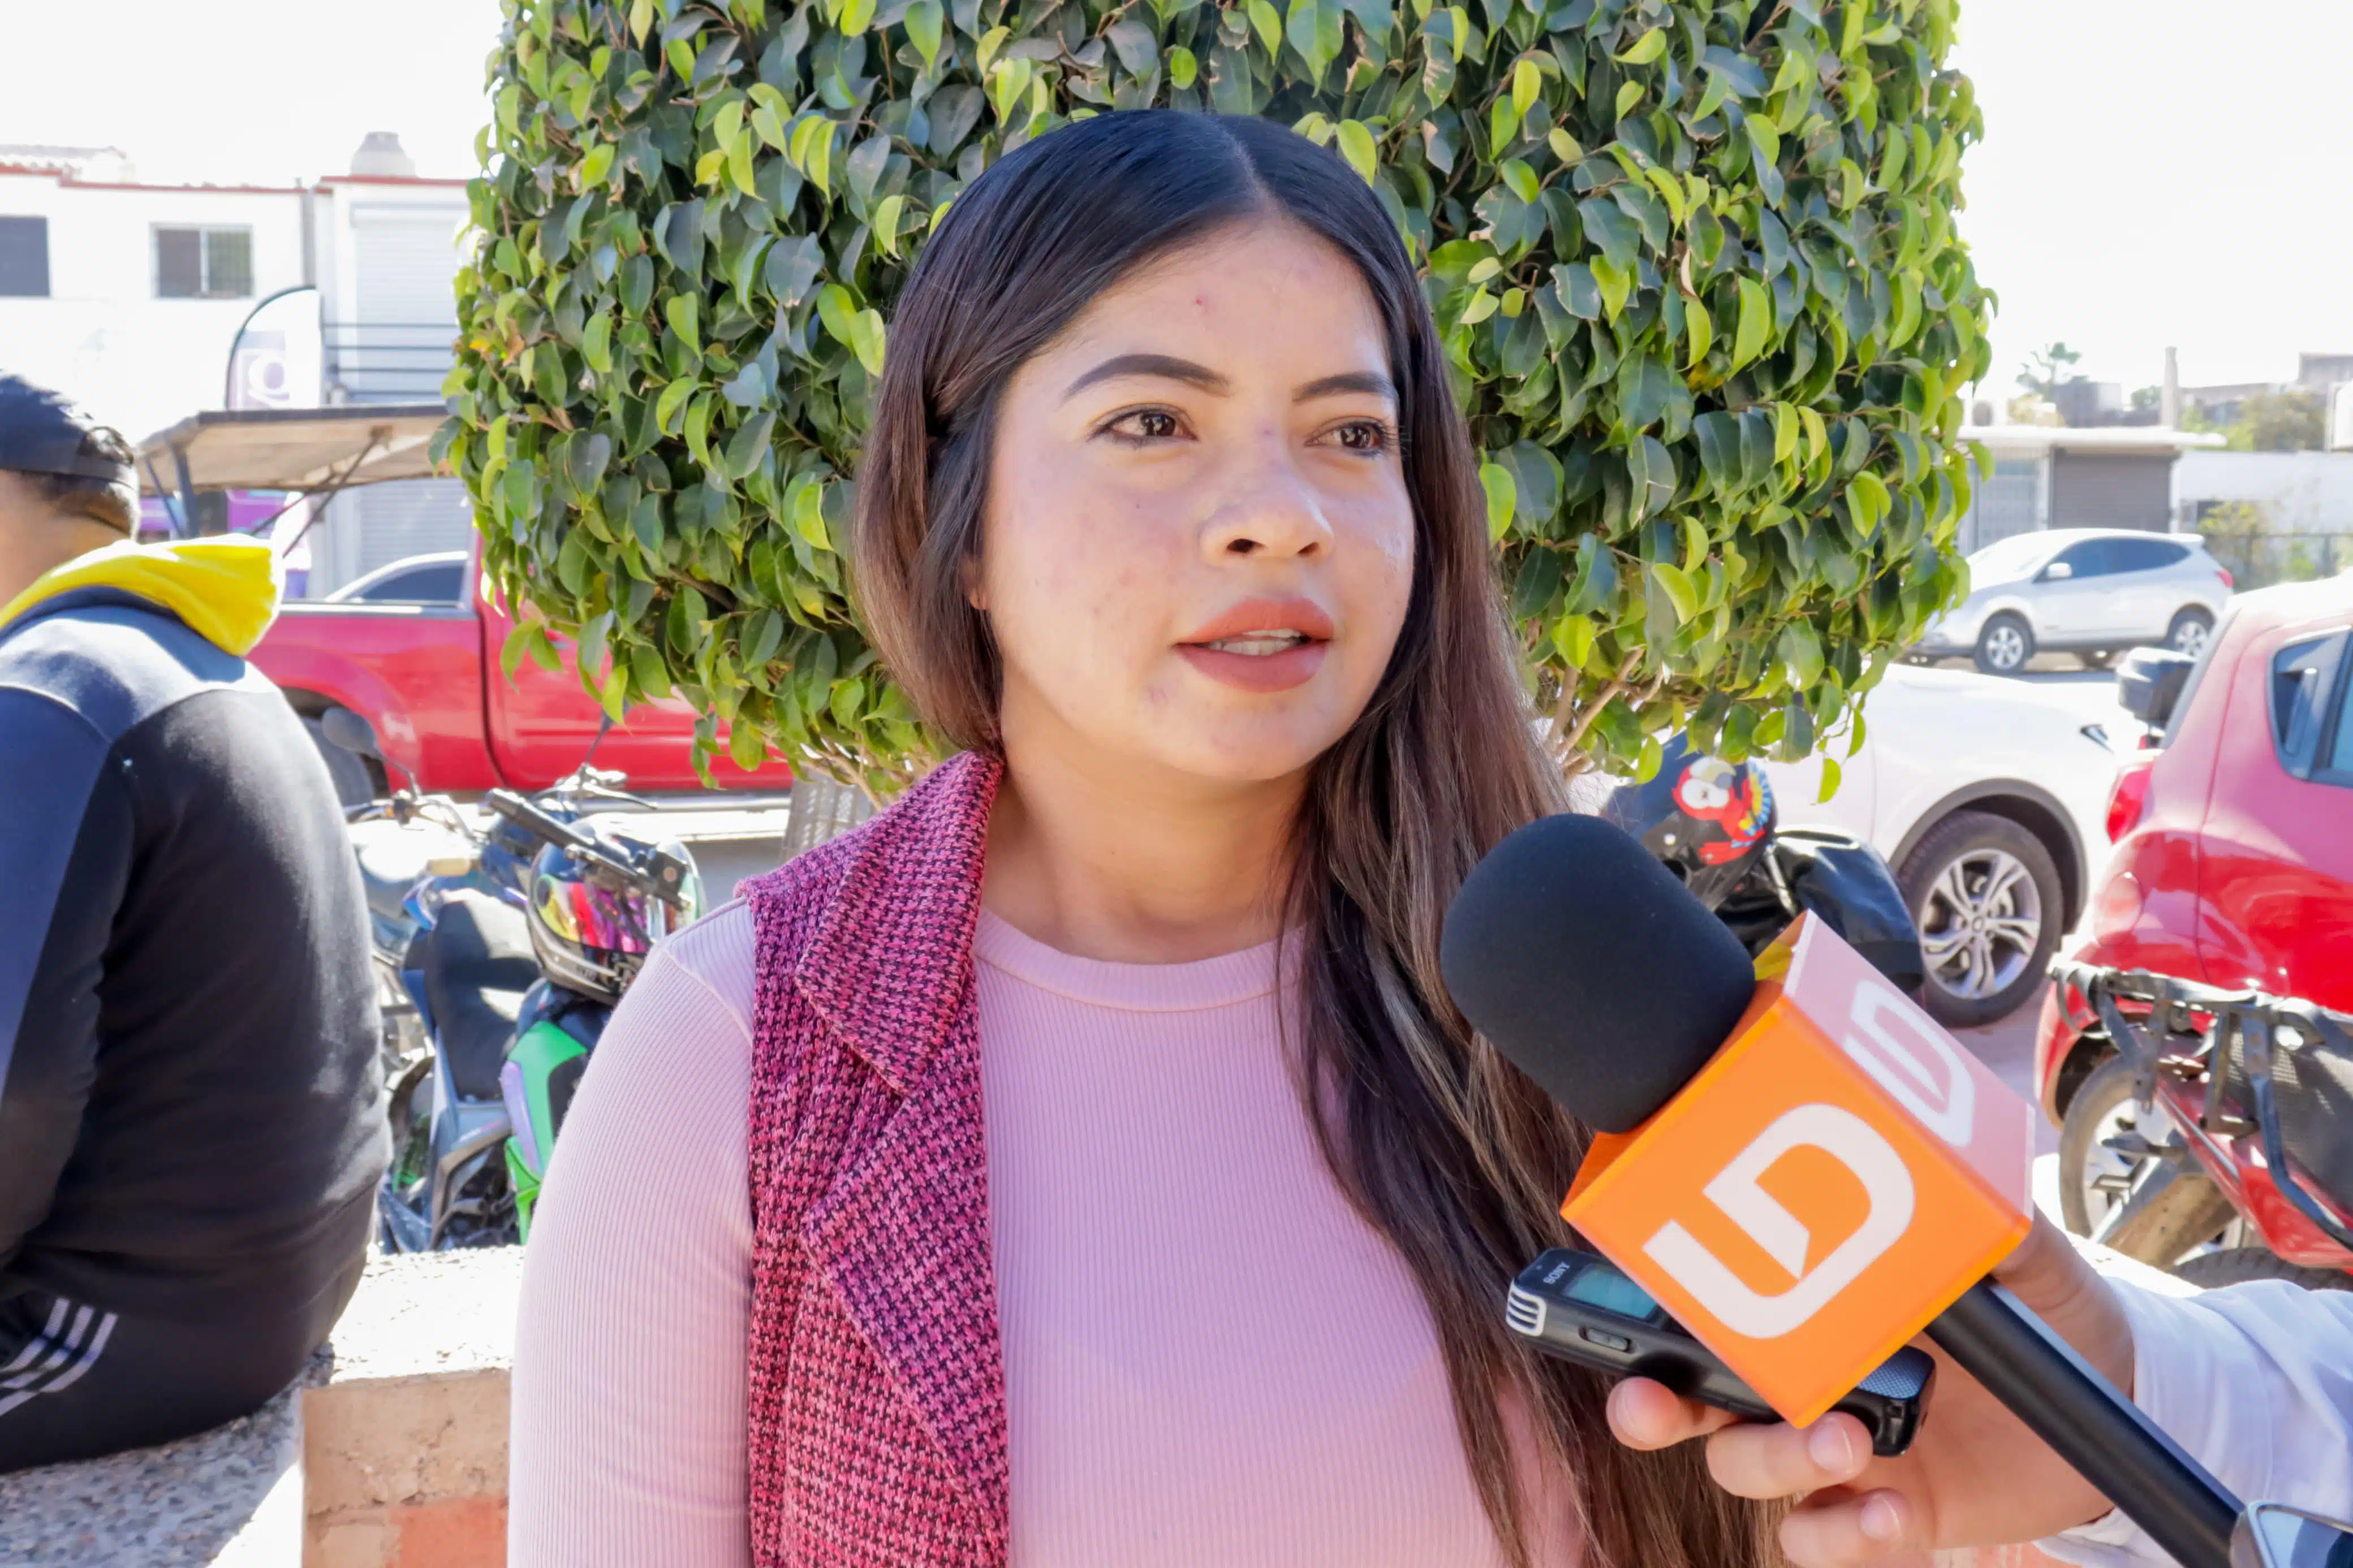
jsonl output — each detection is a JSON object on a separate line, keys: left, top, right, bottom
{"left": 325, "top": 712, "right": 700, "bottom": 1249}
{"left": 1603, "top": 738, "right": 1928, "bottom": 994}
{"left": 2052, "top": 960, "right": 2353, "bottom": 1290}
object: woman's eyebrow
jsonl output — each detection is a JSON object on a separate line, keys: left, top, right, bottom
{"left": 1295, "top": 370, "right": 1397, "bottom": 404}
{"left": 1061, "top": 353, "right": 1230, "bottom": 401}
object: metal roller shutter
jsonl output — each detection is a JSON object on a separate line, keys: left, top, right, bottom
{"left": 347, "top": 208, "right": 463, "bottom": 403}
{"left": 2051, "top": 453, "right": 2173, "bottom": 532}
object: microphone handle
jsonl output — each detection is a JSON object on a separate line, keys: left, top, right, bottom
{"left": 1925, "top": 1280, "right": 2240, "bottom": 1568}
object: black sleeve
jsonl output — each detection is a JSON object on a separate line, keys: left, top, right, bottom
{"left": 0, "top": 688, "right": 133, "bottom": 1271}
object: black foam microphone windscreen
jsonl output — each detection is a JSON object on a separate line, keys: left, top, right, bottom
{"left": 1439, "top": 813, "right": 1759, "bottom": 1134}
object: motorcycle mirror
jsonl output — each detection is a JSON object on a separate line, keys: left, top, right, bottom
{"left": 2231, "top": 1501, "right": 2353, "bottom": 1567}
{"left": 321, "top": 707, "right": 383, "bottom": 761}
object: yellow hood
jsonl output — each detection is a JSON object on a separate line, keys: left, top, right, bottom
{"left": 0, "top": 537, "right": 283, "bottom": 655}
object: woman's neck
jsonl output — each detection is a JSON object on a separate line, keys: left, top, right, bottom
{"left": 981, "top": 727, "right": 1303, "bottom": 966}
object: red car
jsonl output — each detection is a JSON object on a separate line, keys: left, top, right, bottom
{"left": 2036, "top": 572, "right": 2353, "bottom": 1278}
{"left": 252, "top": 544, "right": 796, "bottom": 801}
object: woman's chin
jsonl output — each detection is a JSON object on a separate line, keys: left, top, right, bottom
{"left": 1128, "top": 711, "right": 1355, "bottom": 788}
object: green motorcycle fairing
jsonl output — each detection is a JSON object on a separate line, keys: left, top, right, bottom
{"left": 503, "top": 1017, "right": 590, "bottom": 1242}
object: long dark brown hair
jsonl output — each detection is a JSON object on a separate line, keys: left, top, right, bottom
{"left": 852, "top": 110, "right": 1776, "bottom": 1568}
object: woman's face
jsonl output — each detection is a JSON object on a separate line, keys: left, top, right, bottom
{"left": 977, "top": 218, "right": 1415, "bottom": 791}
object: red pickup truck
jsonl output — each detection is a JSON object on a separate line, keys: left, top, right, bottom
{"left": 252, "top": 547, "right": 794, "bottom": 801}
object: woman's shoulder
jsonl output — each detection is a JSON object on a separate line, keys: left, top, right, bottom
{"left": 652, "top": 897, "right": 762, "bottom": 1030}
{"left": 731, "top": 753, "right": 1000, "bottom": 971}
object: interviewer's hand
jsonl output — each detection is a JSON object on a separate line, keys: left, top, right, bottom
{"left": 1606, "top": 1216, "right": 2135, "bottom": 1565}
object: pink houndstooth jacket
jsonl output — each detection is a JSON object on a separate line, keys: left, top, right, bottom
{"left": 739, "top": 750, "right": 1012, "bottom": 1567}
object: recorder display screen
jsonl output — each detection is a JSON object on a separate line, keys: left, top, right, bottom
{"left": 1565, "top": 1264, "right": 1665, "bottom": 1325}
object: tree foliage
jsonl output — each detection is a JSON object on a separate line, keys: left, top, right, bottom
{"left": 443, "top": 0, "right": 1991, "bottom": 792}
{"left": 2012, "top": 339, "right": 2079, "bottom": 399}
{"left": 2231, "top": 389, "right": 2326, "bottom": 453}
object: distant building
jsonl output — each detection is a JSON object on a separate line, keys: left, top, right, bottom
{"left": 0, "top": 137, "right": 474, "bottom": 594}
{"left": 1955, "top": 426, "right": 2224, "bottom": 554}
{"left": 2179, "top": 352, "right": 2353, "bottom": 430}
{"left": 2048, "top": 378, "right": 2126, "bottom": 429}
{"left": 2174, "top": 451, "right": 2353, "bottom": 536}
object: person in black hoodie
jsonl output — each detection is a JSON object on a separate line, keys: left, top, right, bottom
{"left": 0, "top": 375, "right": 385, "bottom": 1471}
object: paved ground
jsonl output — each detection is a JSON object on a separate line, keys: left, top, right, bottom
{"left": 1916, "top": 659, "right": 2122, "bottom": 1193}
{"left": 692, "top": 830, "right": 789, "bottom": 902}
{"left": 1914, "top": 656, "right": 2143, "bottom": 732}
{"left": 1955, "top": 987, "right": 2068, "bottom": 1223}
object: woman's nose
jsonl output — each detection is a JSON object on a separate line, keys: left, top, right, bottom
{"left": 1199, "top": 452, "right": 1335, "bottom": 563}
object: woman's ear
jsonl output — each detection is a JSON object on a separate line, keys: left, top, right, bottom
{"left": 960, "top": 547, "right": 987, "bottom": 612}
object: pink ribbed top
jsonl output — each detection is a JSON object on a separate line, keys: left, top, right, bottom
{"left": 510, "top": 899, "right": 1578, "bottom": 1568}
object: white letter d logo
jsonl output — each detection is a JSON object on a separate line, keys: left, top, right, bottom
{"left": 1641, "top": 1104, "right": 1915, "bottom": 1340}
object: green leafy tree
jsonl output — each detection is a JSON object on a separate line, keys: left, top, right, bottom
{"left": 2013, "top": 339, "right": 2079, "bottom": 401}
{"left": 443, "top": 0, "right": 1992, "bottom": 793}
{"left": 2233, "top": 388, "right": 2325, "bottom": 453}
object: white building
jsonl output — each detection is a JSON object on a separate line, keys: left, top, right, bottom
{"left": 0, "top": 137, "right": 477, "bottom": 594}
{"left": 2173, "top": 450, "right": 2353, "bottom": 536}
{"left": 1953, "top": 425, "right": 2224, "bottom": 554}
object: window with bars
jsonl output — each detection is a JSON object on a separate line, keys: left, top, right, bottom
{"left": 155, "top": 226, "right": 253, "bottom": 299}
{"left": 0, "top": 216, "right": 48, "bottom": 296}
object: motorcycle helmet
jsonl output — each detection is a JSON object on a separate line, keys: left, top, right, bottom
{"left": 1600, "top": 736, "right": 1777, "bottom": 911}
{"left": 524, "top": 823, "right": 701, "bottom": 1001}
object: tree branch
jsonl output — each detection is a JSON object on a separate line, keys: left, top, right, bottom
{"left": 1550, "top": 650, "right": 1642, "bottom": 769}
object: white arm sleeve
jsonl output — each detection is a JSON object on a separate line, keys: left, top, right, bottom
{"left": 507, "top": 902, "right": 759, "bottom": 1568}
{"left": 2040, "top": 1276, "right": 2353, "bottom": 1568}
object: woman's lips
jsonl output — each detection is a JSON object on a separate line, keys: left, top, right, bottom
{"left": 1175, "top": 639, "right": 1329, "bottom": 693}
{"left": 1175, "top": 597, "right": 1334, "bottom": 693}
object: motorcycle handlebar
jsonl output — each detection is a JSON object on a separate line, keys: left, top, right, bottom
{"left": 482, "top": 789, "right": 691, "bottom": 909}
{"left": 484, "top": 789, "right": 594, "bottom": 854}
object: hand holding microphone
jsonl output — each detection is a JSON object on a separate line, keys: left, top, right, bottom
{"left": 1440, "top": 814, "right": 2244, "bottom": 1568}
{"left": 1608, "top": 1212, "right": 2135, "bottom": 1565}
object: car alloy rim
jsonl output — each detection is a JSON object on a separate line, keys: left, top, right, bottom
{"left": 2173, "top": 620, "right": 2209, "bottom": 657}
{"left": 1985, "top": 625, "right": 2026, "bottom": 668}
{"left": 1917, "top": 846, "right": 2042, "bottom": 1001}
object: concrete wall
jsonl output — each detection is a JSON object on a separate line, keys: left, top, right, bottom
{"left": 2175, "top": 450, "right": 2353, "bottom": 534}
{"left": 302, "top": 1250, "right": 518, "bottom": 1568}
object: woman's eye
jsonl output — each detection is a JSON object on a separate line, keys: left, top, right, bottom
{"left": 1105, "top": 409, "right": 1183, "bottom": 442}
{"left": 1325, "top": 418, "right": 1393, "bottom": 453}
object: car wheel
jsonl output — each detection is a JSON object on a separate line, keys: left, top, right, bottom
{"left": 2173, "top": 1248, "right": 2352, "bottom": 1291}
{"left": 1972, "top": 613, "right": 2035, "bottom": 676}
{"left": 2076, "top": 649, "right": 2114, "bottom": 671}
{"left": 1898, "top": 810, "right": 2064, "bottom": 1027}
{"left": 304, "top": 712, "right": 380, "bottom": 809}
{"left": 2166, "top": 607, "right": 2215, "bottom": 659}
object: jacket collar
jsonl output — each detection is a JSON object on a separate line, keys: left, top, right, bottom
{"left": 791, "top": 750, "right": 1002, "bottom": 1095}
{"left": 782, "top": 749, "right": 1015, "bottom": 1549}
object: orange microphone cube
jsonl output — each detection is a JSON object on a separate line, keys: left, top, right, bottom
{"left": 1562, "top": 913, "right": 2036, "bottom": 1427}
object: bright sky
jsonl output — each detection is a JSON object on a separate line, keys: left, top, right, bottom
{"left": 6, "top": 0, "right": 2347, "bottom": 398}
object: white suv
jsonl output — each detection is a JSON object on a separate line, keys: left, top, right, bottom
{"left": 1915, "top": 529, "right": 2234, "bottom": 676}
{"left": 1763, "top": 664, "right": 2118, "bottom": 1028}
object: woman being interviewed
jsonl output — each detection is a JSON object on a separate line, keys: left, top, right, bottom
{"left": 510, "top": 109, "right": 1772, "bottom": 1568}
